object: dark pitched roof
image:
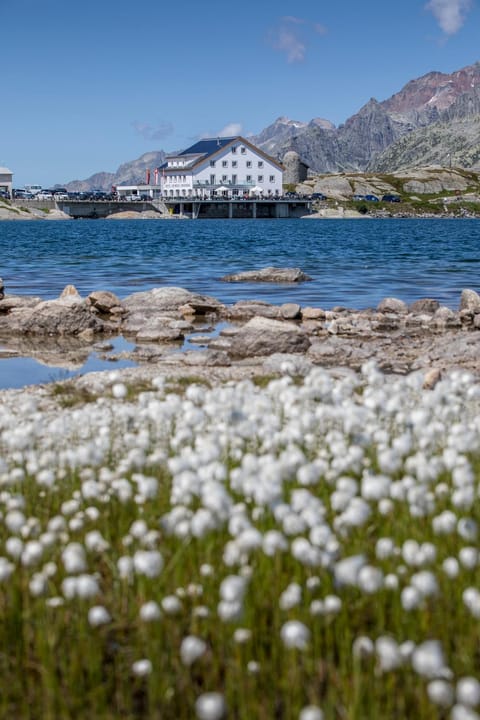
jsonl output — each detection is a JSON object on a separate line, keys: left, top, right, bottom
{"left": 179, "top": 137, "right": 236, "bottom": 156}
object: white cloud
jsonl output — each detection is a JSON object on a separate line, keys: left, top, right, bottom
{"left": 425, "top": 0, "right": 472, "bottom": 34}
{"left": 217, "top": 122, "right": 243, "bottom": 137}
{"left": 267, "top": 16, "right": 327, "bottom": 63}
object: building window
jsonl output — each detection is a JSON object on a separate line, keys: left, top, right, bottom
{"left": 246, "top": 175, "right": 252, "bottom": 182}
{"left": 240, "top": 147, "right": 246, "bottom": 154}
{"left": 222, "top": 161, "right": 228, "bottom": 167}
{"left": 210, "top": 161, "right": 216, "bottom": 167}
{"left": 222, "top": 175, "right": 228, "bottom": 182}
{"left": 258, "top": 175, "right": 263, "bottom": 183}
{"left": 258, "top": 161, "right": 263, "bottom": 168}
{"left": 232, "top": 160, "right": 237, "bottom": 168}
{"left": 231, "top": 146, "right": 237, "bottom": 154}
{"left": 246, "top": 161, "right": 252, "bottom": 168}
{"left": 210, "top": 174, "right": 216, "bottom": 185}
{"left": 232, "top": 174, "right": 237, "bottom": 184}
{"left": 269, "top": 175, "right": 275, "bottom": 182}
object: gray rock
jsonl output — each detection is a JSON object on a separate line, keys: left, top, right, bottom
{"left": 227, "top": 316, "right": 310, "bottom": 358}
{"left": 228, "top": 300, "right": 281, "bottom": 320}
{"left": 87, "top": 290, "right": 124, "bottom": 315}
{"left": 19, "top": 300, "right": 107, "bottom": 336}
{"left": 460, "top": 289, "right": 480, "bottom": 313}
{"left": 409, "top": 298, "right": 440, "bottom": 314}
{"left": 0, "top": 277, "right": 4, "bottom": 300}
{"left": 123, "top": 287, "right": 224, "bottom": 317}
{"left": 280, "top": 303, "right": 302, "bottom": 319}
{"left": 220, "top": 267, "right": 312, "bottom": 283}
{"left": 377, "top": 297, "right": 408, "bottom": 314}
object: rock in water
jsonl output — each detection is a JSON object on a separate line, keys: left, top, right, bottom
{"left": 221, "top": 267, "right": 312, "bottom": 283}
{"left": 0, "top": 277, "right": 4, "bottom": 300}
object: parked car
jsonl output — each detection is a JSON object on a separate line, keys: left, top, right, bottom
{"left": 382, "top": 194, "right": 401, "bottom": 202}
{"left": 310, "top": 192, "right": 327, "bottom": 200}
{"left": 12, "top": 189, "right": 33, "bottom": 199}
{"left": 364, "top": 194, "right": 379, "bottom": 202}
{"left": 36, "top": 191, "right": 53, "bottom": 200}
{"left": 352, "top": 194, "right": 365, "bottom": 201}
{"left": 0, "top": 190, "right": 11, "bottom": 200}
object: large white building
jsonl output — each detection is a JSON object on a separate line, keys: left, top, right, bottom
{"left": 160, "top": 136, "right": 283, "bottom": 198}
{"left": 117, "top": 136, "right": 284, "bottom": 200}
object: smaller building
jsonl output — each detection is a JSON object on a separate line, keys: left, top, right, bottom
{"left": 0, "top": 167, "right": 13, "bottom": 197}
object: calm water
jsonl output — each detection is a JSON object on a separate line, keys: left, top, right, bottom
{"left": 1, "top": 217, "right": 479, "bottom": 308}
{"left": 0, "top": 217, "right": 479, "bottom": 388}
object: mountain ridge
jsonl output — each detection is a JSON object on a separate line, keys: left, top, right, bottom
{"left": 65, "top": 61, "right": 480, "bottom": 190}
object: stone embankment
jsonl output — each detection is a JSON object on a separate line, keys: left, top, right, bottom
{"left": 1, "top": 273, "right": 480, "bottom": 382}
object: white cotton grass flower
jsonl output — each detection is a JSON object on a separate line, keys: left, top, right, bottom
{"left": 457, "top": 678, "right": 480, "bottom": 707}
{"left": 112, "top": 383, "right": 127, "bottom": 400}
{"left": 375, "top": 636, "right": 402, "bottom": 672}
{"left": 62, "top": 574, "right": 99, "bottom": 599}
{"left": 450, "top": 705, "right": 480, "bottom": 720}
{"left": 233, "top": 628, "right": 251, "bottom": 644}
{"left": 180, "top": 635, "right": 207, "bottom": 666}
{"left": 194, "top": 691, "right": 226, "bottom": 720}
{"left": 463, "top": 588, "right": 480, "bottom": 618}
{"left": 247, "top": 660, "right": 261, "bottom": 675}
{"left": 62, "top": 543, "right": 87, "bottom": 574}
{"left": 443, "top": 557, "right": 460, "bottom": 578}
{"left": 352, "top": 636, "right": 374, "bottom": 660}
{"left": 279, "top": 582, "right": 302, "bottom": 610}
{"left": 356, "top": 565, "right": 384, "bottom": 594}
{"left": 29, "top": 573, "right": 47, "bottom": 597}
{"left": 139, "top": 601, "right": 162, "bottom": 622}
{"left": 299, "top": 706, "right": 324, "bottom": 720}
{"left": 133, "top": 550, "right": 163, "bottom": 578}
{"left": 333, "top": 554, "right": 366, "bottom": 587}
{"left": 401, "top": 586, "right": 423, "bottom": 611}
{"left": 161, "top": 595, "right": 183, "bottom": 615}
{"left": 131, "top": 659, "right": 152, "bottom": 677}
{"left": 117, "top": 556, "right": 134, "bottom": 581}
{"left": 88, "top": 605, "right": 111, "bottom": 627}
{"left": 280, "top": 620, "right": 310, "bottom": 650}
{"left": 459, "top": 547, "right": 478, "bottom": 570}
{"left": 458, "top": 518, "right": 478, "bottom": 542}
{"left": 411, "top": 640, "right": 447, "bottom": 679}
{"left": 21, "top": 540, "right": 43, "bottom": 567}
{"left": 84, "top": 530, "right": 109, "bottom": 553}
{"left": 410, "top": 570, "right": 439, "bottom": 598}
{"left": 5, "top": 536, "right": 23, "bottom": 560}
{"left": 427, "top": 679, "right": 455, "bottom": 708}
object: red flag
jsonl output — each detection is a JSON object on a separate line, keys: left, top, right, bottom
{"left": 146, "top": 168, "right": 151, "bottom": 184}
{"left": 154, "top": 168, "right": 159, "bottom": 185}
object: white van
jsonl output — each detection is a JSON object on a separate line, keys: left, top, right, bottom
{"left": 24, "top": 184, "right": 42, "bottom": 196}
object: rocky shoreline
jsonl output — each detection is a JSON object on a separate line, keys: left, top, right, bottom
{"left": 0, "top": 275, "right": 479, "bottom": 401}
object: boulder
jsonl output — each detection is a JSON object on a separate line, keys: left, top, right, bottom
{"left": 228, "top": 300, "right": 281, "bottom": 320}
{"left": 123, "top": 287, "right": 224, "bottom": 317}
{"left": 302, "top": 307, "right": 325, "bottom": 320}
{"left": 226, "top": 316, "right": 310, "bottom": 358}
{"left": 0, "top": 277, "right": 4, "bottom": 300}
{"left": 87, "top": 290, "right": 125, "bottom": 315}
{"left": 280, "top": 303, "right": 302, "bottom": 320}
{"left": 409, "top": 298, "right": 440, "bottom": 314}
{"left": 59, "top": 284, "right": 82, "bottom": 303}
{"left": 460, "top": 289, "right": 480, "bottom": 313}
{"left": 19, "top": 300, "right": 107, "bottom": 336}
{"left": 220, "top": 267, "right": 312, "bottom": 283}
{"left": 377, "top": 297, "right": 408, "bottom": 314}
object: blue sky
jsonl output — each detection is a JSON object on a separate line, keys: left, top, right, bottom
{"left": 1, "top": 0, "right": 479, "bottom": 187}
